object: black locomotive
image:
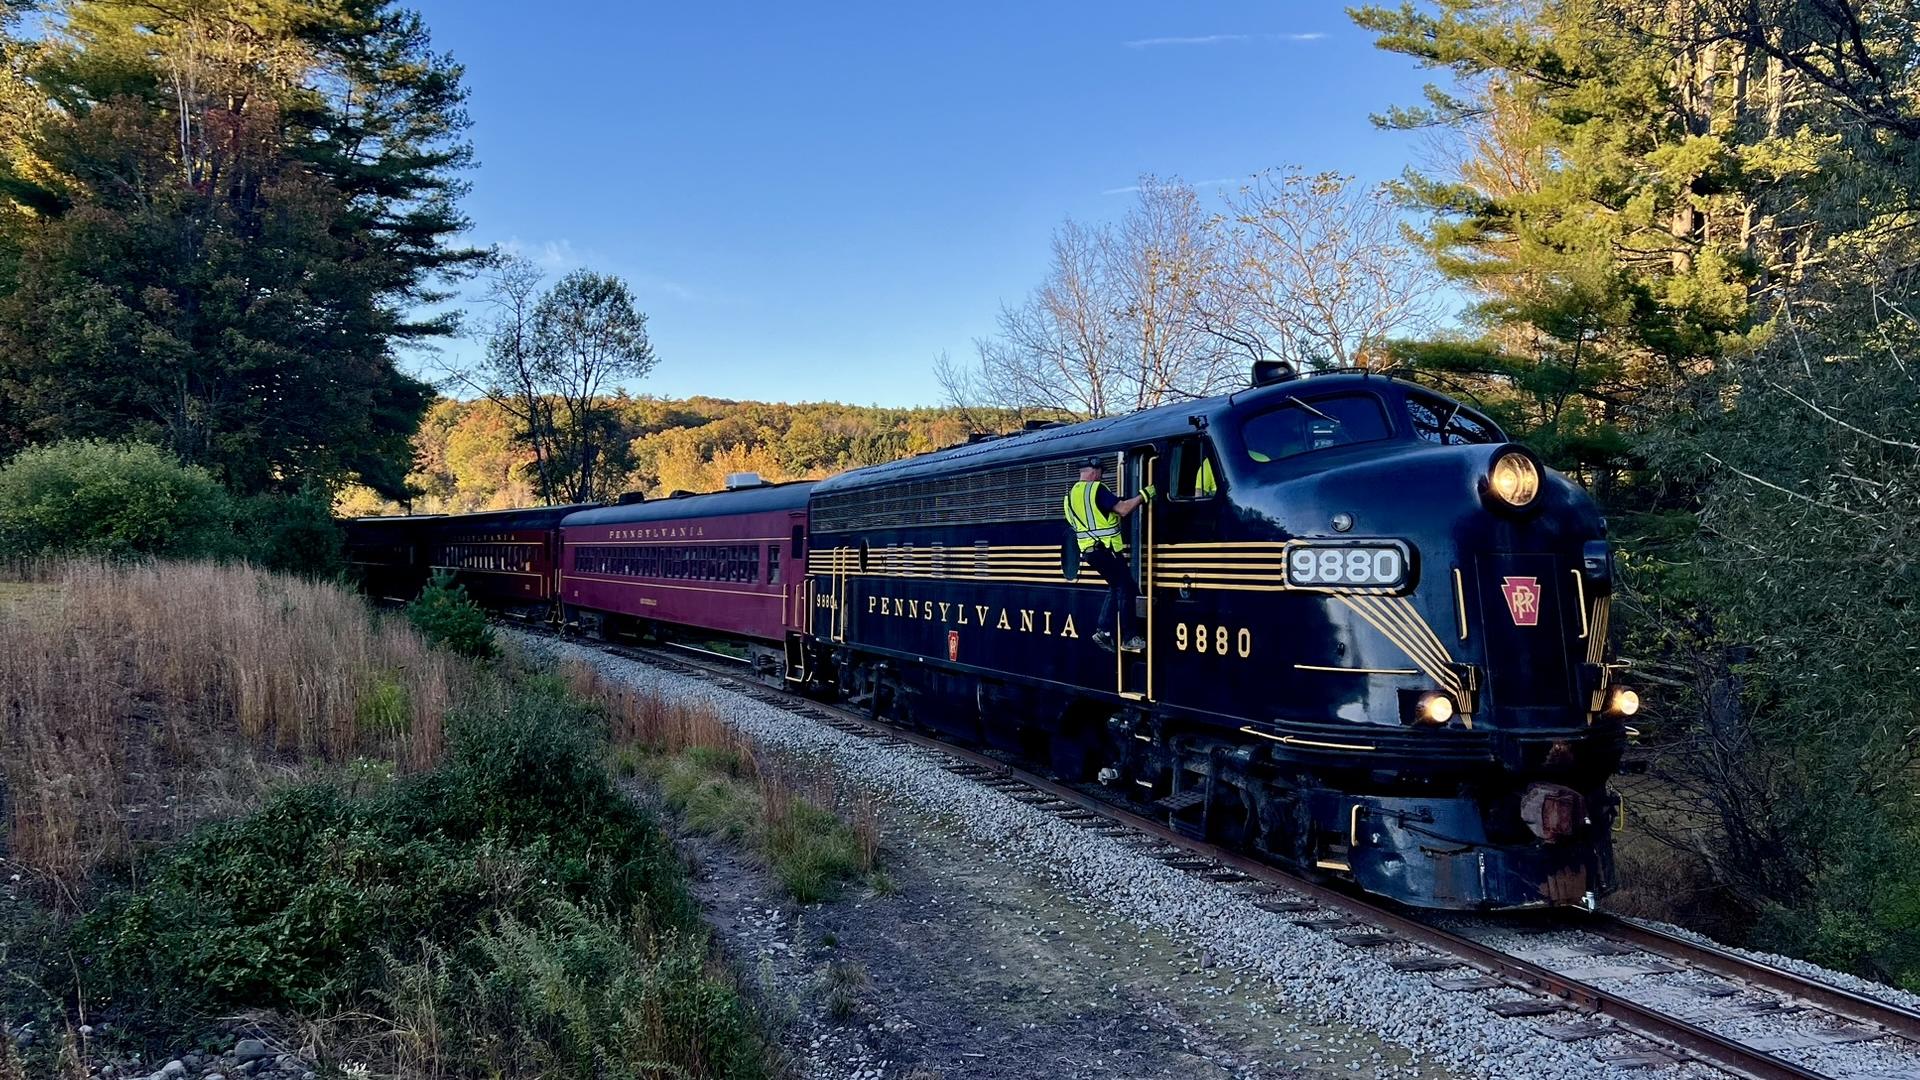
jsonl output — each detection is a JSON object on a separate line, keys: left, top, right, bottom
{"left": 349, "top": 366, "right": 1633, "bottom": 911}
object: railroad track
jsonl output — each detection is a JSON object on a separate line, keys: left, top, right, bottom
{"left": 543, "top": 629, "right": 1920, "bottom": 1080}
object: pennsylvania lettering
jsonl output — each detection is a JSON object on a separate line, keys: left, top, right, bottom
{"left": 866, "top": 593, "right": 1077, "bottom": 638}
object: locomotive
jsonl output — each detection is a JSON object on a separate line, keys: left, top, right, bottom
{"left": 348, "top": 366, "right": 1634, "bottom": 910}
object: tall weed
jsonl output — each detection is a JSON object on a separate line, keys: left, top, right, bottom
{"left": 0, "top": 560, "right": 458, "bottom": 891}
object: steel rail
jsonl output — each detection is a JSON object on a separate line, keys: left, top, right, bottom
{"left": 1582, "top": 913, "right": 1920, "bottom": 1046}
{"left": 564, "top": 633, "right": 1853, "bottom": 1080}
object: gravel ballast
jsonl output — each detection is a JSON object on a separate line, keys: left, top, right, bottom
{"left": 523, "top": 633, "right": 1910, "bottom": 1080}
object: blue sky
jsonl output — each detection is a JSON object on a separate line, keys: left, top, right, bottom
{"left": 408, "top": 1, "right": 1440, "bottom": 407}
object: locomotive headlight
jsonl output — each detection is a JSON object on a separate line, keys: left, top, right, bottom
{"left": 1606, "top": 686, "right": 1640, "bottom": 717}
{"left": 1414, "top": 691, "right": 1454, "bottom": 726}
{"left": 1487, "top": 449, "right": 1541, "bottom": 509}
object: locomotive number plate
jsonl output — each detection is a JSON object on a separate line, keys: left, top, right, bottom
{"left": 1286, "top": 543, "right": 1407, "bottom": 588}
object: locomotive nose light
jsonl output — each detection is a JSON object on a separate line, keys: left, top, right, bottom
{"left": 1607, "top": 686, "right": 1641, "bottom": 717}
{"left": 1414, "top": 691, "right": 1454, "bottom": 725}
{"left": 1488, "top": 450, "right": 1541, "bottom": 508}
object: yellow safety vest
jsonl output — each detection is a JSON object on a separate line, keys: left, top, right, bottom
{"left": 1196, "top": 451, "right": 1265, "bottom": 497}
{"left": 1064, "top": 480, "right": 1123, "bottom": 553}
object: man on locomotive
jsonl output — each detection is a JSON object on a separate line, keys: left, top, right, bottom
{"left": 1065, "top": 458, "right": 1151, "bottom": 653}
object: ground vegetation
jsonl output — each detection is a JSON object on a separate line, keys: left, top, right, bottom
{"left": 566, "top": 661, "right": 884, "bottom": 905}
{"left": 0, "top": 562, "right": 782, "bottom": 1078}
{"left": 0, "top": 438, "right": 344, "bottom": 571}
{"left": 0, "top": 560, "right": 455, "bottom": 889}
{"left": 406, "top": 570, "right": 499, "bottom": 658}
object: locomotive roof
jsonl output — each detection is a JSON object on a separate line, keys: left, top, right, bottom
{"left": 813, "top": 372, "right": 1430, "bottom": 495}
{"left": 561, "top": 481, "right": 814, "bottom": 527}
{"left": 425, "top": 503, "right": 601, "bottom": 530}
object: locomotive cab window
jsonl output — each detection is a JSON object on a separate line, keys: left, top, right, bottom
{"left": 1406, "top": 391, "right": 1501, "bottom": 445}
{"left": 1170, "top": 438, "right": 1221, "bottom": 499}
{"left": 1239, "top": 393, "right": 1391, "bottom": 464}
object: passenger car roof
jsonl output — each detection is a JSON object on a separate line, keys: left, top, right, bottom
{"left": 562, "top": 481, "right": 814, "bottom": 526}
{"left": 422, "top": 503, "right": 601, "bottom": 530}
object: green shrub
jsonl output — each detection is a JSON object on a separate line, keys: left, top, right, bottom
{"left": 380, "top": 902, "right": 765, "bottom": 1079}
{"left": 234, "top": 487, "right": 346, "bottom": 577}
{"left": 405, "top": 570, "right": 497, "bottom": 658}
{"left": 60, "top": 673, "right": 775, "bottom": 1076}
{"left": 766, "top": 798, "right": 865, "bottom": 905}
{"left": 70, "top": 676, "right": 695, "bottom": 1020}
{"left": 0, "top": 440, "right": 237, "bottom": 559}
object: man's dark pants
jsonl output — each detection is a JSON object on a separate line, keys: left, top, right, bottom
{"left": 1082, "top": 545, "right": 1139, "bottom": 640}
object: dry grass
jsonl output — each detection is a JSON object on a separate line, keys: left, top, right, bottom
{"left": 560, "top": 660, "right": 884, "bottom": 898}
{"left": 0, "top": 559, "right": 462, "bottom": 892}
{"left": 563, "top": 660, "right": 753, "bottom": 761}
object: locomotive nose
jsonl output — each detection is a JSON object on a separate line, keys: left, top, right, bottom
{"left": 1281, "top": 444, "right": 1613, "bottom": 735}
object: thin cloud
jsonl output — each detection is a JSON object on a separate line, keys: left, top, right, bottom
{"left": 1125, "top": 33, "right": 1251, "bottom": 48}
{"left": 499, "top": 238, "right": 698, "bottom": 302}
{"left": 1101, "top": 177, "right": 1241, "bottom": 197}
{"left": 1123, "top": 31, "right": 1326, "bottom": 49}
{"left": 501, "top": 236, "right": 590, "bottom": 272}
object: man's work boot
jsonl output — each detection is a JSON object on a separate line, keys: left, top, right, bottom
{"left": 1121, "top": 635, "right": 1146, "bottom": 653}
{"left": 1092, "top": 630, "right": 1116, "bottom": 652}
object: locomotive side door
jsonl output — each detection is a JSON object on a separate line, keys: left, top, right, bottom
{"left": 1151, "top": 435, "right": 1226, "bottom": 709}
{"left": 1119, "top": 445, "right": 1159, "bottom": 701}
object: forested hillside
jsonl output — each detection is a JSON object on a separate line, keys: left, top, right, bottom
{"left": 336, "top": 396, "right": 1017, "bottom": 515}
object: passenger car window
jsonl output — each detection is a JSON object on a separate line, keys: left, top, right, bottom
{"left": 1406, "top": 392, "right": 1500, "bottom": 445}
{"left": 1239, "top": 394, "right": 1392, "bottom": 463}
{"left": 766, "top": 543, "right": 781, "bottom": 585}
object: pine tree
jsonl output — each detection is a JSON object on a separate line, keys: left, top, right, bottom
{"left": 1357, "top": 0, "right": 1920, "bottom": 987}
{"left": 0, "top": 0, "right": 483, "bottom": 496}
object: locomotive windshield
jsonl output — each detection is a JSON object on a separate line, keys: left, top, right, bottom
{"left": 1239, "top": 393, "right": 1392, "bottom": 463}
{"left": 1405, "top": 391, "right": 1502, "bottom": 445}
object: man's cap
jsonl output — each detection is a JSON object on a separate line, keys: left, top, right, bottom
{"left": 1078, "top": 457, "right": 1104, "bottom": 470}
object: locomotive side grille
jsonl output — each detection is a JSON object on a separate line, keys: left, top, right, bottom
{"left": 813, "top": 459, "right": 1082, "bottom": 531}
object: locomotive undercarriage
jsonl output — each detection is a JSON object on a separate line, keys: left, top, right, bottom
{"left": 824, "top": 645, "right": 1616, "bottom": 911}
{"left": 1097, "top": 712, "right": 1617, "bottom": 910}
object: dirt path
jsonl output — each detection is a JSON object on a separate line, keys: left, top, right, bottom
{"left": 671, "top": 800, "right": 1457, "bottom": 1080}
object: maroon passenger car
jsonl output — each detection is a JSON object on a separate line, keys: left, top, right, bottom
{"left": 559, "top": 479, "right": 813, "bottom": 679}
{"left": 423, "top": 504, "right": 598, "bottom": 619}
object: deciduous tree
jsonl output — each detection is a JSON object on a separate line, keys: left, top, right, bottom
{"left": 1202, "top": 168, "right": 1444, "bottom": 370}
{"left": 939, "top": 178, "right": 1239, "bottom": 419}
{"left": 464, "top": 261, "right": 657, "bottom": 504}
